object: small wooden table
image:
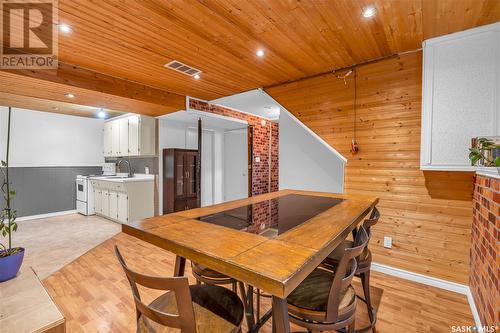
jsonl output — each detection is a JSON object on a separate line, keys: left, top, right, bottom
{"left": 123, "top": 189, "right": 378, "bottom": 333}
{"left": 0, "top": 267, "right": 65, "bottom": 333}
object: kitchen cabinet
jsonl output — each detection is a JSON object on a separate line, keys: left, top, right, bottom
{"left": 421, "top": 22, "right": 500, "bottom": 171}
{"left": 104, "top": 114, "right": 156, "bottom": 157}
{"left": 94, "top": 189, "right": 102, "bottom": 214}
{"left": 163, "top": 148, "right": 200, "bottom": 214}
{"left": 128, "top": 115, "right": 139, "bottom": 155}
{"left": 102, "top": 190, "right": 110, "bottom": 216}
{"left": 111, "top": 121, "right": 120, "bottom": 156}
{"left": 119, "top": 118, "right": 129, "bottom": 156}
{"left": 109, "top": 190, "right": 118, "bottom": 220}
{"left": 103, "top": 122, "right": 112, "bottom": 156}
{"left": 117, "top": 192, "right": 128, "bottom": 223}
{"left": 91, "top": 178, "right": 154, "bottom": 223}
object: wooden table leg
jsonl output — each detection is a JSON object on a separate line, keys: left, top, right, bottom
{"left": 174, "top": 256, "right": 186, "bottom": 277}
{"left": 272, "top": 296, "right": 290, "bottom": 333}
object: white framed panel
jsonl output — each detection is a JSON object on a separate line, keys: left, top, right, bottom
{"left": 421, "top": 22, "right": 500, "bottom": 170}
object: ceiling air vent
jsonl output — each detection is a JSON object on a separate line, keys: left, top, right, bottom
{"left": 164, "top": 60, "right": 201, "bottom": 77}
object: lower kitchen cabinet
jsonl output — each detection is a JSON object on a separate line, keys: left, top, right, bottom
{"left": 117, "top": 192, "right": 128, "bottom": 223}
{"left": 109, "top": 191, "right": 118, "bottom": 220}
{"left": 91, "top": 179, "right": 153, "bottom": 223}
{"left": 95, "top": 189, "right": 102, "bottom": 214}
{"left": 102, "top": 190, "right": 110, "bottom": 216}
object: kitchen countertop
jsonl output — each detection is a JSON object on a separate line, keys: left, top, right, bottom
{"left": 90, "top": 174, "right": 155, "bottom": 183}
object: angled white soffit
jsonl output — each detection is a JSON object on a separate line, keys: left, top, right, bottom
{"left": 210, "top": 89, "right": 281, "bottom": 120}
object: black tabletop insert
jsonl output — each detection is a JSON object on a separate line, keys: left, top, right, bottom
{"left": 197, "top": 194, "right": 344, "bottom": 238}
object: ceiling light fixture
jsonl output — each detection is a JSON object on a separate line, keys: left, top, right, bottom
{"left": 362, "top": 6, "right": 376, "bottom": 18}
{"left": 59, "top": 24, "right": 72, "bottom": 33}
{"left": 65, "top": 93, "right": 75, "bottom": 98}
{"left": 194, "top": 74, "right": 200, "bottom": 80}
{"left": 256, "top": 49, "right": 265, "bottom": 57}
{"left": 98, "top": 109, "right": 106, "bottom": 119}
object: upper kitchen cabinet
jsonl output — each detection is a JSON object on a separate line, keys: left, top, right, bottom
{"left": 421, "top": 22, "right": 500, "bottom": 171}
{"left": 103, "top": 114, "right": 156, "bottom": 157}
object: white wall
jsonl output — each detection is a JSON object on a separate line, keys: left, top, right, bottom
{"left": 158, "top": 119, "right": 225, "bottom": 212}
{"left": 224, "top": 129, "right": 248, "bottom": 201}
{"left": 279, "top": 109, "right": 346, "bottom": 193}
{"left": 0, "top": 107, "right": 104, "bottom": 167}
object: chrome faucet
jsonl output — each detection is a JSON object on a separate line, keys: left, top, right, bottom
{"left": 117, "top": 159, "right": 133, "bottom": 177}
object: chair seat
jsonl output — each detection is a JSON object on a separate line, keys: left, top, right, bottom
{"left": 138, "top": 284, "right": 244, "bottom": 333}
{"left": 323, "top": 240, "right": 372, "bottom": 270}
{"left": 287, "top": 268, "right": 356, "bottom": 320}
{"left": 191, "top": 262, "right": 233, "bottom": 281}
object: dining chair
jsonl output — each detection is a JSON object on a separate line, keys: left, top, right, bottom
{"left": 191, "top": 261, "right": 238, "bottom": 291}
{"left": 115, "top": 246, "right": 244, "bottom": 333}
{"left": 285, "top": 226, "right": 370, "bottom": 333}
{"left": 191, "top": 261, "right": 256, "bottom": 328}
{"left": 322, "top": 207, "right": 380, "bottom": 333}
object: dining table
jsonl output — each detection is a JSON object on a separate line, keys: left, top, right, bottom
{"left": 122, "top": 189, "right": 379, "bottom": 333}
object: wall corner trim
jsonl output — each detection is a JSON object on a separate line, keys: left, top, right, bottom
{"left": 16, "top": 210, "right": 78, "bottom": 222}
{"left": 371, "top": 262, "right": 483, "bottom": 331}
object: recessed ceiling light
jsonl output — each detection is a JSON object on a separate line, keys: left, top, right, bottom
{"left": 256, "top": 49, "right": 265, "bottom": 57}
{"left": 52, "top": 106, "right": 59, "bottom": 111}
{"left": 97, "top": 109, "right": 106, "bottom": 119}
{"left": 362, "top": 6, "right": 376, "bottom": 18}
{"left": 59, "top": 24, "right": 72, "bottom": 33}
{"left": 65, "top": 93, "right": 75, "bottom": 98}
{"left": 194, "top": 74, "right": 200, "bottom": 80}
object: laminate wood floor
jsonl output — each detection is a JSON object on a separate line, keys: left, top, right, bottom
{"left": 43, "top": 232, "right": 474, "bottom": 333}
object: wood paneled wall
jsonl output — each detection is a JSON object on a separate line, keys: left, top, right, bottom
{"left": 266, "top": 52, "right": 474, "bottom": 284}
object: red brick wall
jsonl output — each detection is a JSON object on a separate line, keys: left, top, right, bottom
{"left": 470, "top": 174, "right": 499, "bottom": 326}
{"left": 189, "top": 98, "right": 278, "bottom": 196}
{"left": 271, "top": 123, "right": 279, "bottom": 192}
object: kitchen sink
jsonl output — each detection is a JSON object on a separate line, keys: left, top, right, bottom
{"left": 105, "top": 175, "right": 133, "bottom": 179}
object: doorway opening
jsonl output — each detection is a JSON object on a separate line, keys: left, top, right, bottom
{"left": 158, "top": 110, "right": 248, "bottom": 213}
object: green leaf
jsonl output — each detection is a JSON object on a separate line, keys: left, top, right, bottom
{"left": 495, "top": 157, "right": 500, "bottom": 167}
{"left": 469, "top": 148, "right": 480, "bottom": 154}
{"left": 471, "top": 156, "right": 481, "bottom": 165}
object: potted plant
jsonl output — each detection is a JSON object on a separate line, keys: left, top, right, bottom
{"left": 0, "top": 107, "right": 23, "bottom": 282}
{"left": 469, "top": 137, "right": 500, "bottom": 169}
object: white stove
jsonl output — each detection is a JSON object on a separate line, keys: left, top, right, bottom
{"left": 76, "top": 163, "right": 116, "bottom": 216}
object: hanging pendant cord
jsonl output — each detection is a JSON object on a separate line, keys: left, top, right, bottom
{"left": 353, "top": 67, "right": 357, "bottom": 141}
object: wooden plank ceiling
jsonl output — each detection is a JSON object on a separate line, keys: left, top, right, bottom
{"left": 0, "top": 92, "right": 123, "bottom": 119}
{"left": 1, "top": 0, "right": 499, "bottom": 115}
{"left": 55, "top": 0, "right": 500, "bottom": 100}
{"left": 0, "top": 68, "right": 185, "bottom": 117}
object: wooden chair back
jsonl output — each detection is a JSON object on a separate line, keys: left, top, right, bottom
{"left": 363, "top": 207, "right": 380, "bottom": 238}
{"left": 326, "top": 226, "right": 369, "bottom": 322}
{"left": 115, "top": 246, "right": 197, "bottom": 332}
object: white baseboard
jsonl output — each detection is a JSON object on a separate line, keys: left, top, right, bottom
{"left": 372, "top": 262, "right": 483, "bottom": 332}
{"left": 16, "top": 210, "right": 77, "bottom": 222}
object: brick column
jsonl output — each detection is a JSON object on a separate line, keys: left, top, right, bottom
{"left": 470, "top": 174, "right": 499, "bottom": 326}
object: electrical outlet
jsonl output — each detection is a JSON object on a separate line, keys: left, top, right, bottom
{"left": 383, "top": 236, "right": 392, "bottom": 249}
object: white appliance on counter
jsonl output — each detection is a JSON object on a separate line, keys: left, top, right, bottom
{"left": 102, "top": 162, "right": 116, "bottom": 176}
{"left": 76, "top": 163, "right": 116, "bottom": 216}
